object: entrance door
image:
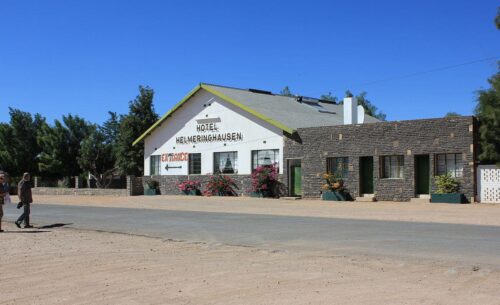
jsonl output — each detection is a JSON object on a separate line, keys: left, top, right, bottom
{"left": 415, "top": 155, "right": 430, "bottom": 194}
{"left": 289, "top": 160, "right": 302, "bottom": 197}
{"left": 360, "top": 157, "right": 374, "bottom": 194}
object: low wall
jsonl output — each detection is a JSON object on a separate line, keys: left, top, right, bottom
{"left": 32, "top": 187, "right": 128, "bottom": 196}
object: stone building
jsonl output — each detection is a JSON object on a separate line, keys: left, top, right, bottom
{"left": 134, "top": 83, "right": 478, "bottom": 202}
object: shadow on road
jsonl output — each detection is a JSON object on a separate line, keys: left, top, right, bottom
{"left": 37, "top": 223, "right": 73, "bottom": 229}
{"left": 2, "top": 230, "right": 51, "bottom": 234}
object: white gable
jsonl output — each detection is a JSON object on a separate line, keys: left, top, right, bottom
{"left": 144, "top": 89, "right": 284, "bottom": 175}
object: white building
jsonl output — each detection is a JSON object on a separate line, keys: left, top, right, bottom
{"left": 134, "top": 83, "right": 375, "bottom": 178}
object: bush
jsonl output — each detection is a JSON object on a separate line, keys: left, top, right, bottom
{"left": 177, "top": 180, "right": 201, "bottom": 192}
{"left": 204, "top": 173, "right": 238, "bottom": 196}
{"left": 434, "top": 173, "right": 459, "bottom": 194}
{"left": 146, "top": 179, "right": 159, "bottom": 190}
{"left": 251, "top": 164, "right": 279, "bottom": 196}
{"left": 321, "top": 172, "right": 345, "bottom": 192}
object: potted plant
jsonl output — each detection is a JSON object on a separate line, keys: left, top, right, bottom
{"left": 144, "top": 179, "right": 159, "bottom": 195}
{"left": 250, "top": 164, "right": 279, "bottom": 198}
{"left": 203, "top": 173, "right": 238, "bottom": 196}
{"left": 431, "top": 173, "right": 466, "bottom": 204}
{"left": 178, "top": 179, "right": 201, "bottom": 195}
{"left": 321, "top": 173, "right": 348, "bottom": 201}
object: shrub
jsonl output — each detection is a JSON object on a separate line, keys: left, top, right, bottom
{"left": 251, "top": 164, "right": 279, "bottom": 196}
{"left": 321, "top": 172, "right": 345, "bottom": 192}
{"left": 177, "top": 179, "right": 201, "bottom": 192}
{"left": 204, "top": 173, "right": 238, "bottom": 196}
{"left": 146, "top": 179, "right": 159, "bottom": 190}
{"left": 434, "top": 173, "right": 459, "bottom": 194}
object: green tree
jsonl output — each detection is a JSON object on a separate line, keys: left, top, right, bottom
{"left": 495, "top": 6, "right": 500, "bottom": 29}
{"left": 475, "top": 65, "right": 500, "bottom": 165}
{"left": 38, "top": 114, "right": 93, "bottom": 180}
{"left": 445, "top": 112, "right": 461, "bottom": 117}
{"left": 343, "top": 91, "right": 386, "bottom": 121}
{"left": 0, "top": 108, "right": 46, "bottom": 176}
{"left": 320, "top": 92, "right": 337, "bottom": 102}
{"left": 78, "top": 125, "right": 117, "bottom": 188}
{"left": 115, "top": 86, "right": 159, "bottom": 176}
{"left": 280, "top": 86, "right": 294, "bottom": 97}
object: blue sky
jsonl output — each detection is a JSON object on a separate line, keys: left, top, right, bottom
{"left": 1, "top": 0, "right": 499, "bottom": 124}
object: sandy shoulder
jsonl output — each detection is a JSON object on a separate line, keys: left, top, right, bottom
{"left": 32, "top": 195, "right": 500, "bottom": 227}
{"left": 1, "top": 227, "right": 499, "bottom": 305}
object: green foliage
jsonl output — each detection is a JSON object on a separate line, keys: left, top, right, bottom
{"left": 0, "top": 108, "right": 46, "bottom": 176}
{"left": 319, "top": 92, "right": 337, "bottom": 102}
{"left": 145, "top": 179, "right": 159, "bottom": 190}
{"left": 37, "top": 114, "right": 93, "bottom": 179}
{"left": 115, "top": 86, "right": 159, "bottom": 176}
{"left": 445, "top": 112, "right": 461, "bottom": 117}
{"left": 355, "top": 92, "right": 387, "bottom": 121}
{"left": 78, "top": 125, "right": 117, "bottom": 188}
{"left": 434, "top": 173, "right": 459, "bottom": 194}
{"left": 321, "top": 172, "right": 345, "bottom": 192}
{"left": 474, "top": 65, "right": 500, "bottom": 165}
{"left": 280, "top": 86, "right": 294, "bottom": 97}
{"left": 496, "top": 6, "right": 500, "bottom": 29}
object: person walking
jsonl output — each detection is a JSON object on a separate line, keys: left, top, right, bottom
{"left": 15, "top": 172, "right": 33, "bottom": 229}
{"left": 0, "top": 174, "right": 6, "bottom": 232}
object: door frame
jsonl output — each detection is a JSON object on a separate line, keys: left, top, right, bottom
{"left": 414, "top": 154, "right": 430, "bottom": 195}
{"left": 359, "top": 156, "right": 374, "bottom": 194}
{"left": 287, "top": 159, "right": 302, "bottom": 197}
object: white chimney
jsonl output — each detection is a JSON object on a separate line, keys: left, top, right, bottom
{"left": 343, "top": 97, "right": 358, "bottom": 124}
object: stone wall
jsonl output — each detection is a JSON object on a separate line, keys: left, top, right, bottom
{"left": 32, "top": 187, "right": 128, "bottom": 196}
{"left": 283, "top": 117, "right": 478, "bottom": 202}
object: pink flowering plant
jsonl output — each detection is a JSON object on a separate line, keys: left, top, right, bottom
{"left": 203, "top": 173, "right": 238, "bottom": 196}
{"left": 177, "top": 179, "right": 201, "bottom": 193}
{"left": 251, "top": 163, "right": 279, "bottom": 197}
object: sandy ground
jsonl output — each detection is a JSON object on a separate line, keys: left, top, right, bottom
{"left": 34, "top": 195, "right": 500, "bottom": 226}
{"left": 1, "top": 226, "right": 500, "bottom": 305}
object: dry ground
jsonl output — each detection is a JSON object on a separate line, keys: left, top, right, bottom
{"left": 1, "top": 196, "right": 500, "bottom": 304}
{"left": 1, "top": 227, "right": 499, "bottom": 305}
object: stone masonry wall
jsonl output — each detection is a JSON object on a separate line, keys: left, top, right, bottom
{"left": 283, "top": 117, "right": 477, "bottom": 202}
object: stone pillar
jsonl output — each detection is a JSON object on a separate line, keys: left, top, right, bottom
{"left": 75, "top": 176, "right": 81, "bottom": 189}
{"left": 127, "top": 175, "right": 144, "bottom": 196}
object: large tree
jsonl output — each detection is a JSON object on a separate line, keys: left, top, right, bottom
{"left": 475, "top": 65, "right": 500, "bottom": 165}
{"left": 78, "top": 124, "right": 117, "bottom": 188}
{"left": 115, "top": 86, "right": 159, "bottom": 176}
{"left": 0, "top": 108, "right": 46, "bottom": 176}
{"left": 38, "top": 114, "right": 93, "bottom": 179}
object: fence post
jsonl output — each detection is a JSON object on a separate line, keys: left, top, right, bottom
{"left": 34, "top": 176, "right": 39, "bottom": 188}
{"left": 75, "top": 176, "right": 81, "bottom": 189}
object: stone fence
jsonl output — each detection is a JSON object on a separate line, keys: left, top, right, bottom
{"left": 31, "top": 176, "right": 144, "bottom": 196}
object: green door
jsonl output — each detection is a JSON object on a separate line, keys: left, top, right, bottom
{"left": 415, "top": 155, "right": 430, "bottom": 194}
{"left": 360, "top": 157, "right": 374, "bottom": 194}
{"left": 291, "top": 165, "right": 302, "bottom": 197}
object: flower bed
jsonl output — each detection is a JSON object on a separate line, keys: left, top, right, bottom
{"left": 203, "top": 174, "right": 238, "bottom": 196}
{"left": 251, "top": 164, "right": 279, "bottom": 198}
{"left": 177, "top": 180, "right": 201, "bottom": 196}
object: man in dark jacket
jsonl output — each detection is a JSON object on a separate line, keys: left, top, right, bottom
{"left": 15, "top": 172, "right": 33, "bottom": 229}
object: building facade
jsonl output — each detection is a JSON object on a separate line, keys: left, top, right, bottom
{"left": 135, "top": 83, "right": 478, "bottom": 201}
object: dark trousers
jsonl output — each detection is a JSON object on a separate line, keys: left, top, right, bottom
{"left": 17, "top": 203, "right": 30, "bottom": 225}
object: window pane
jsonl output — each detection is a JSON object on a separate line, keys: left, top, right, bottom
{"left": 384, "top": 156, "right": 390, "bottom": 178}
{"left": 150, "top": 155, "right": 160, "bottom": 176}
{"left": 189, "top": 153, "right": 201, "bottom": 175}
{"left": 214, "top": 152, "right": 238, "bottom": 174}
{"left": 252, "top": 149, "right": 279, "bottom": 171}
{"left": 436, "top": 154, "right": 446, "bottom": 176}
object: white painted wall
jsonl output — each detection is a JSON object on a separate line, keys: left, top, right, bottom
{"left": 144, "top": 89, "right": 284, "bottom": 176}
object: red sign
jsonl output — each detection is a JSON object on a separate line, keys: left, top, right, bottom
{"left": 161, "top": 152, "right": 188, "bottom": 162}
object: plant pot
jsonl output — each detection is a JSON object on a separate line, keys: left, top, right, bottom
{"left": 250, "top": 191, "right": 263, "bottom": 198}
{"left": 322, "top": 190, "right": 347, "bottom": 201}
{"left": 431, "top": 193, "right": 467, "bottom": 204}
{"left": 144, "top": 188, "right": 157, "bottom": 196}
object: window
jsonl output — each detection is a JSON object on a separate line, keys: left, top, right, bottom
{"left": 214, "top": 152, "right": 238, "bottom": 174}
{"left": 188, "top": 153, "right": 201, "bottom": 175}
{"left": 381, "top": 155, "right": 404, "bottom": 178}
{"left": 150, "top": 155, "right": 161, "bottom": 176}
{"left": 251, "top": 149, "right": 279, "bottom": 171}
{"left": 436, "top": 153, "right": 463, "bottom": 177}
{"left": 326, "top": 157, "right": 348, "bottom": 178}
